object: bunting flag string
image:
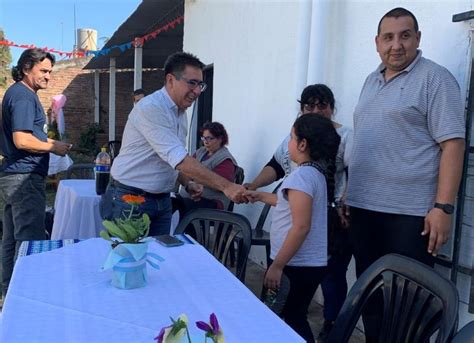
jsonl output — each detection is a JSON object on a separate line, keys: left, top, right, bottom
{"left": 0, "top": 15, "right": 184, "bottom": 60}
{"left": 0, "top": 40, "right": 85, "bottom": 58}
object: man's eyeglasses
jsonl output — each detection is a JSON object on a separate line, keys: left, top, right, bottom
{"left": 174, "top": 74, "right": 207, "bottom": 92}
{"left": 201, "top": 136, "right": 216, "bottom": 142}
{"left": 303, "top": 101, "right": 329, "bottom": 112}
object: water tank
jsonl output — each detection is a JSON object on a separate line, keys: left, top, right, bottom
{"left": 76, "top": 28, "right": 97, "bottom": 51}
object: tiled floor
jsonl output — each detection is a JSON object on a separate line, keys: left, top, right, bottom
{"left": 244, "top": 260, "right": 365, "bottom": 342}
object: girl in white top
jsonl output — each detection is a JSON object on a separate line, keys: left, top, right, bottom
{"left": 245, "top": 84, "right": 353, "bottom": 340}
{"left": 245, "top": 115, "right": 340, "bottom": 343}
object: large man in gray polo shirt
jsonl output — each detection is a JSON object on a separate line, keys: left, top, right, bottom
{"left": 346, "top": 8, "right": 465, "bottom": 341}
{"left": 101, "top": 52, "right": 245, "bottom": 235}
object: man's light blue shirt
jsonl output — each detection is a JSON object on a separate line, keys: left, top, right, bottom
{"left": 111, "top": 87, "right": 188, "bottom": 193}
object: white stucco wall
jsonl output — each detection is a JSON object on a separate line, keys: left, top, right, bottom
{"left": 184, "top": 0, "right": 474, "bottom": 325}
{"left": 184, "top": 0, "right": 302, "bottom": 203}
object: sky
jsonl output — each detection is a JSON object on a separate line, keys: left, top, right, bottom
{"left": 0, "top": 0, "right": 142, "bottom": 65}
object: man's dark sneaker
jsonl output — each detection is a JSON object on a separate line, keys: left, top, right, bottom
{"left": 317, "top": 320, "right": 334, "bottom": 342}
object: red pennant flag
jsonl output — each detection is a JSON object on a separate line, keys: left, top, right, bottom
{"left": 134, "top": 37, "right": 144, "bottom": 47}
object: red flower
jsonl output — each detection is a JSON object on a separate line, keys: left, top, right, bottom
{"left": 121, "top": 194, "right": 145, "bottom": 205}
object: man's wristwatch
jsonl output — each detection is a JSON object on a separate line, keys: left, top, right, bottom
{"left": 433, "top": 202, "right": 455, "bottom": 215}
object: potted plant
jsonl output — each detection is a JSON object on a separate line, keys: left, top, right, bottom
{"left": 100, "top": 194, "right": 163, "bottom": 289}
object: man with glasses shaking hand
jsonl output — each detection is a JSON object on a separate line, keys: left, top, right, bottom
{"left": 101, "top": 52, "right": 246, "bottom": 235}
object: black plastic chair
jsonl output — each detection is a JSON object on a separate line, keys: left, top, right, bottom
{"left": 226, "top": 166, "right": 245, "bottom": 212}
{"left": 174, "top": 208, "right": 252, "bottom": 282}
{"left": 107, "top": 140, "right": 121, "bottom": 161}
{"left": 328, "top": 254, "right": 459, "bottom": 343}
{"left": 65, "top": 163, "right": 95, "bottom": 179}
{"left": 251, "top": 181, "right": 282, "bottom": 269}
{"left": 451, "top": 321, "right": 474, "bottom": 343}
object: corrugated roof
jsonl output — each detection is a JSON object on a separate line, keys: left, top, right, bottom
{"left": 84, "top": 0, "right": 183, "bottom": 70}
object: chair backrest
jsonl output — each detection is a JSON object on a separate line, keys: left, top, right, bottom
{"left": 226, "top": 166, "right": 245, "bottom": 212}
{"left": 65, "top": 163, "right": 95, "bottom": 179}
{"left": 107, "top": 140, "right": 122, "bottom": 160}
{"left": 174, "top": 208, "right": 252, "bottom": 282}
{"left": 254, "top": 181, "right": 282, "bottom": 235}
{"left": 451, "top": 321, "right": 474, "bottom": 343}
{"left": 328, "top": 254, "right": 459, "bottom": 343}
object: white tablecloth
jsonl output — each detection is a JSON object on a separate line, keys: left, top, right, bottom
{"left": 48, "top": 153, "right": 73, "bottom": 175}
{"left": 0, "top": 238, "right": 303, "bottom": 342}
{"left": 51, "top": 179, "right": 104, "bottom": 240}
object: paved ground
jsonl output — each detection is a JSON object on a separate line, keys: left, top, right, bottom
{"left": 244, "top": 260, "right": 365, "bottom": 342}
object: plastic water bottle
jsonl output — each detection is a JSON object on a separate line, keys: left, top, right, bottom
{"left": 264, "top": 273, "right": 290, "bottom": 315}
{"left": 95, "top": 147, "right": 111, "bottom": 195}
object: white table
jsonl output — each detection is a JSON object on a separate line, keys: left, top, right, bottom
{"left": 51, "top": 179, "right": 104, "bottom": 240}
{"left": 48, "top": 153, "right": 73, "bottom": 175}
{"left": 51, "top": 180, "right": 179, "bottom": 238}
{"left": 0, "top": 238, "right": 304, "bottom": 342}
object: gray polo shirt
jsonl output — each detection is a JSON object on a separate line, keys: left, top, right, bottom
{"left": 347, "top": 51, "right": 465, "bottom": 216}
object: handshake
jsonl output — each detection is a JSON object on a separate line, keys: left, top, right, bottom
{"left": 223, "top": 183, "right": 263, "bottom": 204}
{"left": 186, "top": 181, "right": 262, "bottom": 205}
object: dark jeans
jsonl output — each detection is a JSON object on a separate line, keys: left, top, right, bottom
{"left": 321, "top": 250, "right": 352, "bottom": 321}
{"left": 278, "top": 263, "right": 327, "bottom": 343}
{"left": 100, "top": 182, "right": 172, "bottom": 236}
{"left": 350, "top": 207, "right": 434, "bottom": 342}
{"left": 0, "top": 172, "right": 47, "bottom": 295}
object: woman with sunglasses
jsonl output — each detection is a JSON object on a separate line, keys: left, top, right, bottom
{"left": 174, "top": 121, "right": 238, "bottom": 218}
{"left": 244, "top": 84, "right": 353, "bottom": 342}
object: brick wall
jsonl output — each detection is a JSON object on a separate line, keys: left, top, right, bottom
{"left": 0, "top": 58, "right": 94, "bottom": 147}
{"left": 0, "top": 57, "right": 164, "bottom": 149}
{"left": 98, "top": 68, "right": 164, "bottom": 143}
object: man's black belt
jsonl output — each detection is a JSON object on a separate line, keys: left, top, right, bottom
{"left": 111, "top": 179, "right": 169, "bottom": 199}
